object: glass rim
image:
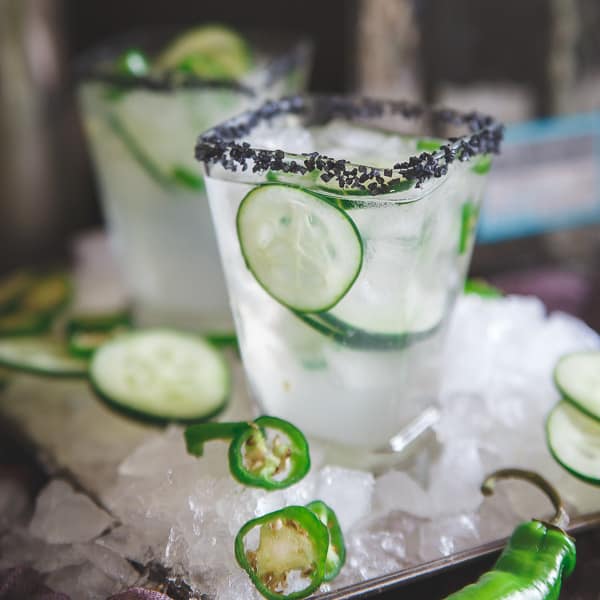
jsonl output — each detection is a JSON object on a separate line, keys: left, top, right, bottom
{"left": 195, "top": 94, "right": 504, "bottom": 195}
{"left": 75, "top": 29, "right": 311, "bottom": 96}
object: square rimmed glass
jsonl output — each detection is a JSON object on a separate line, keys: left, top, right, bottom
{"left": 196, "top": 95, "right": 503, "bottom": 458}
{"left": 77, "top": 31, "right": 311, "bottom": 333}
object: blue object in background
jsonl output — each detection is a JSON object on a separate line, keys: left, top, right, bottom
{"left": 477, "top": 111, "right": 600, "bottom": 243}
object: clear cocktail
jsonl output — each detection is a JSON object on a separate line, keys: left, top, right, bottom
{"left": 197, "top": 96, "right": 502, "bottom": 451}
{"left": 78, "top": 27, "right": 311, "bottom": 332}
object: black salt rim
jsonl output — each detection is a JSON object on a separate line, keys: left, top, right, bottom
{"left": 195, "top": 95, "right": 504, "bottom": 195}
{"left": 76, "top": 40, "right": 311, "bottom": 97}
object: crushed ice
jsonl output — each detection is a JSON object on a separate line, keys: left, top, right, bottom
{"left": 3, "top": 294, "right": 600, "bottom": 598}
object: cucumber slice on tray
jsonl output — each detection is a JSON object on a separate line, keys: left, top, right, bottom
{"left": 89, "top": 329, "right": 230, "bottom": 424}
{"left": 0, "top": 337, "right": 88, "bottom": 378}
{"left": 237, "top": 184, "right": 363, "bottom": 313}
{"left": 553, "top": 351, "right": 600, "bottom": 421}
{"left": 546, "top": 401, "right": 600, "bottom": 485}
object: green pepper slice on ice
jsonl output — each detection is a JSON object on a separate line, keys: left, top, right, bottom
{"left": 235, "top": 505, "right": 329, "bottom": 600}
{"left": 305, "top": 500, "right": 346, "bottom": 581}
{"left": 184, "top": 416, "right": 310, "bottom": 490}
{"left": 444, "top": 468, "right": 576, "bottom": 600}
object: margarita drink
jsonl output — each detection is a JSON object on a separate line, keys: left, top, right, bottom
{"left": 198, "top": 96, "right": 502, "bottom": 451}
{"left": 78, "top": 28, "right": 310, "bottom": 332}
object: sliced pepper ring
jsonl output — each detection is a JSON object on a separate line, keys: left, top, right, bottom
{"left": 234, "top": 505, "right": 329, "bottom": 600}
{"left": 305, "top": 500, "right": 346, "bottom": 581}
{"left": 184, "top": 416, "right": 311, "bottom": 490}
{"left": 228, "top": 416, "right": 311, "bottom": 490}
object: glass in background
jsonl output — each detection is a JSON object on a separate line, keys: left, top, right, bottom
{"left": 77, "top": 31, "right": 312, "bottom": 333}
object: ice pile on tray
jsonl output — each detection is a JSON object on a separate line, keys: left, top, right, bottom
{"left": 2, "top": 294, "right": 600, "bottom": 599}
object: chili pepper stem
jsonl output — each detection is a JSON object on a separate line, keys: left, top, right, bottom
{"left": 481, "top": 468, "right": 569, "bottom": 529}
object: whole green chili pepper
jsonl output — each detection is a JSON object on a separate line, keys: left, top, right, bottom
{"left": 444, "top": 468, "right": 576, "bottom": 600}
{"left": 235, "top": 504, "right": 336, "bottom": 600}
{"left": 184, "top": 416, "right": 310, "bottom": 490}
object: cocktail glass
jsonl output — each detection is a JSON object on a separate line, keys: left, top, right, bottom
{"left": 196, "top": 95, "right": 502, "bottom": 458}
{"left": 77, "top": 30, "right": 311, "bottom": 333}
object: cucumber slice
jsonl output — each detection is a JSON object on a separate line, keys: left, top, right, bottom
{"left": 89, "top": 329, "right": 230, "bottom": 424}
{"left": 154, "top": 25, "right": 251, "bottom": 78}
{"left": 295, "top": 307, "right": 442, "bottom": 351}
{"left": 472, "top": 154, "right": 492, "bottom": 175}
{"left": 204, "top": 332, "right": 238, "bottom": 350}
{"left": 237, "top": 184, "right": 363, "bottom": 313}
{"left": 106, "top": 113, "right": 205, "bottom": 192}
{"left": 0, "top": 337, "right": 88, "bottom": 378}
{"left": 0, "top": 310, "right": 53, "bottom": 336}
{"left": 66, "top": 311, "right": 132, "bottom": 336}
{"left": 554, "top": 351, "right": 600, "bottom": 421}
{"left": 546, "top": 401, "right": 600, "bottom": 485}
{"left": 0, "top": 271, "right": 33, "bottom": 314}
{"left": 66, "top": 311, "right": 132, "bottom": 358}
{"left": 68, "top": 330, "right": 126, "bottom": 360}
{"left": 459, "top": 201, "right": 479, "bottom": 255}
{"left": 416, "top": 138, "right": 444, "bottom": 152}
{"left": 21, "top": 273, "right": 71, "bottom": 316}
{"left": 106, "top": 113, "right": 171, "bottom": 189}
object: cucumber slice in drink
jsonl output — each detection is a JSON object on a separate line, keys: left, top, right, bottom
{"left": 472, "top": 154, "right": 492, "bottom": 175}
{"left": 237, "top": 184, "right": 363, "bottom": 313}
{"left": 107, "top": 112, "right": 205, "bottom": 192}
{"left": 294, "top": 286, "right": 446, "bottom": 351}
{"left": 0, "top": 337, "right": 88, "bottom": 378}
{"left": 89, "top": 329, "right": 230, "bottom": 424}
{"left": 459, "top": 201, "right": 479, "bottom": 255}
{"left": 554, "top": 351, "right": 600, "bottom": 421}
{"left": 546, "top": 401, "right": 600, "bottom": 485}
{"left": 154, "top": 25, "right": 252, "bottom": 78}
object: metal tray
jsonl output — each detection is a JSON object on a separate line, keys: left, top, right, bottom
{"left": 318, "top": 512, "right": 600, "bottom": 599}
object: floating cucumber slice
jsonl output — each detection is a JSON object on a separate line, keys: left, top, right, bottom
{"left": 554, "top": 351, "right": 600, "bottom": 422}
{"left": 294, "top": 309, "right": 441, "bottom": 351}
{"left": 546, "top": 401, "right": 600, "bottom": 485}
{"left": 105, "top": 112, "right": 171, "bottom": 189}
{"left": 154, "top": 25, "right": 252, "bottom": 78}
{"left": 106, "top": 112, "right": 204, "bottom": 191}
{"left": 459, "top": 201, "right": 479, "bottom": 255}
{"left": 416, "top": 138, "right": 444, "bottom": 152}
{"left": 472, "top": 154, "right": 492, "bottom": 175}
{"left": 0, "top": 337, "right": 88, "bottom": 378}
{"left": 237, "top": 184, "right": 363, "bottom": 313}
{"left": 89, "top": 329, "right": 230, "bottom": 424}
